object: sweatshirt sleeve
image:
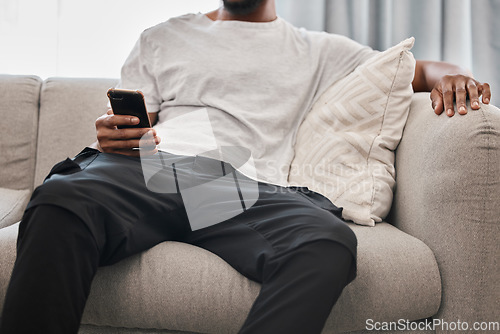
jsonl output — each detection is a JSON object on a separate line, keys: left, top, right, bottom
{"left": 118, "top": 31, "right": 162, "bottom": 114}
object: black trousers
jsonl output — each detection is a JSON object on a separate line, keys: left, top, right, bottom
{"left": 0, "top": 148, "right": 357, "bottom": 334}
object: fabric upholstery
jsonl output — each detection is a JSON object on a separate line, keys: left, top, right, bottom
{"left": 327, "top": 223, "right": 440, "bottom": 332}
{"left": 289, "top": 38, "right": 415, "bottom": 226}
{"left": 390, "top": 93, "right": 500, "bottom": 327}
{"left": 0, "top": 188, "right": 31, "bottom": 229}
{"left": 34, "top": 77, "right": 118, "bottom": 187}
{"left": 0, "top": 222, "right": 19, "bottom": 310}
{"left": 0, "top": 75, "right": 41, "bottom": 190}
{"left": 0, "top": 219, "right": 440, "bottom": 334}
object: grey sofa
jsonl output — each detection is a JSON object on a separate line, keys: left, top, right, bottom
{"left": 0, "top": 74, "right": 498, "bottom": 333}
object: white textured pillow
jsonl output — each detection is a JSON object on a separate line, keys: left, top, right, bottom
{"left": 289, "top": 38, "right": 416, "bottom": 226}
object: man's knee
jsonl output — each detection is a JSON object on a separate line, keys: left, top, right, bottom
{"left": 298, "top": 239, "right": 353, "bottom": 268}
{"left": 298, "top": 207, "right": 358, "bottom": 248}
{"left": 286, "top": 240, "right": 355, "bottom": 287}
{"left": 18, "top": 204, "right": 98, "bottom": 253}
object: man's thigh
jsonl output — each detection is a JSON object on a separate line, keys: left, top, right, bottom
{"left": 27, "top": 148, "right": 191, "bottom": 264}
{"left": 183, "top": 182, "right": 357, "bottom": 283}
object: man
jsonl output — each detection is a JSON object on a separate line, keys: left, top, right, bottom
{"left": 0, "top": 0, "right": 491, "bottom": 333}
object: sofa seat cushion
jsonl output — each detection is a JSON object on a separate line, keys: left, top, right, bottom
{"left": 83, "top": 222, "right": 441, "bottom": 333}
{"left": 0, "top": 188, "right": 31, "bottom": 229}
{"left": 0, "top": 223, "right": 441, "bottom": 334}
{"left": 329, "top": 223, "right": 441, "bottom": 332}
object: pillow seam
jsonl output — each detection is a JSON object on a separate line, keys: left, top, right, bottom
{"left": 367, "top": 50, "right": 406, "bottom": 216}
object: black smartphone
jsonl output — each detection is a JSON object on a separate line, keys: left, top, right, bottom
{"left": 107, "top": 88, "right": 152, "bottom": 129}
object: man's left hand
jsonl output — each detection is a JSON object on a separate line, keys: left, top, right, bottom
{"left": 431, "top": 74, "right": 491, "bottom": 117}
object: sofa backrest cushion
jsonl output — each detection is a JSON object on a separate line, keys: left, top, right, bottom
{"left": 34, "top": 77, "right": 118, "bottom": 187}
{"left": 0, "top": 75, "right": 42, "bottom": 190}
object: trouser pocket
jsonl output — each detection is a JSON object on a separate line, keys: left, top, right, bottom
{"left": 44, "top": 147, "right": 100, "bottom": 182}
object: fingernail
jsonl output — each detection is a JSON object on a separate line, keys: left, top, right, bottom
{"left": 131, "top": 117, "right": 139, "bottom": 123}
{"left": 459, "top": 106, "right": 466, "bottom": 113}
{"left": 447, "top": 109, "right": 453, "bottom": 116}
{"left": 484, "top": 98, "right": 489, "bottom": 104}
{"left": 472, "top": 101, "right": 479, "bottom": 108}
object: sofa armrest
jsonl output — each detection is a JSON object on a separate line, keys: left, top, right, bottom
{"left": 390, "top": 93, "right": 500, "bottom": 327}
{"left": 0, "top": 188, "right": 31, "bottom": 229}
{"left": 0, "top": 75, "right": 41, "bottom": 190}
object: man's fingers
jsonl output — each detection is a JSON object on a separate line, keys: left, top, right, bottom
{"left": 430, "top": 75, "right": 493, "bottom": 117}
{"left": 98, "top": 136, "right": 159, "bottom": 152}
{"left": 103, "top": 114, "right": 140, "bottom": 128}
{"left": 466, "top": 80, "right": 480, "bottom": 110}
{"left": 430, "top": 89, "right": 444, "bottom": 115}
{"left": 95, "top": 110, "right": 160, "bottom": 155}
{"left": 111, "top": 138, "right": 158, "bottom": 150}
{"left": 109, "top": 128, "right": 157, "bottom": 140}
{"left": 455, "top": 86, "right": 468, "bottom": 115}
{"left": 434, "top": 99, "right": 444, "bottom": 115}
{"left": 97, "top": 126, "right": 155, "bottom": 140}
{"left": 437, "top": 76, "right": 457, "bottom": 117}
{"left": 109, "top": 130, "right": 160, "bottom": 147}
{"left": 96, "top": 121, "right": 160, "bottom": 153}
{"left": 442, "top": 87, "right": 455, "bottom": 117}
{"left": 453, "top": 76, "right": 469, "bottom": 115}
{"left": 480, "top": 82, "right": 491, "bottom": 104}
{"left": 96, "top": 113, "right": 138, "bottom": 129}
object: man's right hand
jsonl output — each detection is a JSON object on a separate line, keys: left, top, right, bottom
{"left": 92, "top": 109, "right": 161, "bottom": 157}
